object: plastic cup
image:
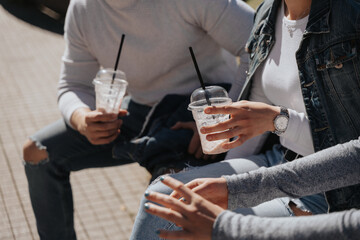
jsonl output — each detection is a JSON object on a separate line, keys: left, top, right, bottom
{"left": 93, "top": 69, "right": 128, "bottom": 113}
{"left": 188, "top": 86, "right": 232, "bottom": 155}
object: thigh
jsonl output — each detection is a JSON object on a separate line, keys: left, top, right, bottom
{"left": 172, "top": 154, "right": 269, "bottom": 183}
{"left": 30, "top": 119, "right": 132, "bottom": 171}
{"left": 30, "top": 119, "right": 102, "bottom": 160}
{"left": 233, "top": 198, "right": 292, "bottom": 217}
{"left": 147, "top": 154, "right": 269, "bottom": 196}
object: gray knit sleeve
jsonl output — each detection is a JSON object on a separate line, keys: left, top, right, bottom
{"left": 223, "top": 138, "right": 360, "bottom": 209}
{"left": 212, "top": 209, "right": 360, "bottom": 239}
{"left": 58, "top": 0, "right": 99, "bottom": 126}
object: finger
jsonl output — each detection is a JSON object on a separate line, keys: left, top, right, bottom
{"left": 184, "top": 179, "right": 203, "bottom": 190}
{"left": 222, "top": 135, "right": 249, "bottom": 149}
{"left": 202, "top": 154, "right": 210, "bottom": 161}
{"left": 206, "top": 127, "right": 242, "bottom": 142}
{"left": 90, "top": 120, "right": 122, "bottom": 132}
{"left": 94, "top": 128, "right": 119, "bottom": 138}
{"left": 171, "top": 121, "right": 190, "bottom": 130}
{"left": 188, "top": 131, "right": 201, "bottom": 155}
{"left": 195, "top": 147, "right": 203, "bottom": 159}
{"left": 90, "top": 131, "right": 119, "bottom": 145}
{"left": 160, "top": 177, "right": 193, "bottom": 202}
{"left": 204, "top": 104, "right": 237, "bottom": 115}
{"left": 145, "top": 192, "right": 188, "bottom": 212}
{"left": 200, "top": 118, "right": 238, "bottom": 134}
{"left": 144, "top": 202, "right": 187, "bottom": 227}
{"left": 118, "top": 109, "right": 128, "bottom": 117}
{"left": 170, "top": 179, "right": 202, "bottom": 199}
{"left": 157, "top": 229, "right": 191, "bottom": 239}
{"left": 88, "top": 112, "right": 118, "bottom": 123}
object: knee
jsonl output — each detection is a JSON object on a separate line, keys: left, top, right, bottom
{"left": 23, "top": 139, "right": 48, "bottom": 164}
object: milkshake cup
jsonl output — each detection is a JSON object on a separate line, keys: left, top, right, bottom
{"left": 188, "top": 86, "right": 232, "bottom": 154}
{"left": 93, "top": 69, "right": 128, "bottom": 113}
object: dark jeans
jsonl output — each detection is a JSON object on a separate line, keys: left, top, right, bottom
{"left": 24, "top": 97, "right": 150, "bottom": 240}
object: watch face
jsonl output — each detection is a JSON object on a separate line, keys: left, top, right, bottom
{"left": 275, "top": 115, "right": 288, "bottom": 131}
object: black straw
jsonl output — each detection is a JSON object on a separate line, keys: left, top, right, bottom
{"left": 189, "top": 47, "right": 211, "bottom": 106}
{"left": 112, "top": 34, "right": 126, "bottom": 84}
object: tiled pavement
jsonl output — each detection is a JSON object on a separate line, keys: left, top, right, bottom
{"left": 0, "top": 2, "right": 150, "bottom": 239}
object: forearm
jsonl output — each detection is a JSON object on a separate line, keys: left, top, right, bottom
{"left": 69, "top": 107, "right": 91, "bottom": 131}
{"left": 58, "top": 3, "right": 100, "bottom": 126}
{"left": 224, "top": 138, "right": 360, "bottom": 209}
{"left": 58, "top": 90, "right": 94, "bottom": 127}
{"left": 212, "top": 209, "right": 360, "bottom": 240}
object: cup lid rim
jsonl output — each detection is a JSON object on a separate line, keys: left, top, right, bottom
{"left": 92, "top": 78, "right": 128, "bottom": 86}
{"left": 188, "top": 97, "right": 231, "bottom": 110}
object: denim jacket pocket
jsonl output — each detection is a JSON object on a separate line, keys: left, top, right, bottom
{"left": 315, "top": 39, "right": 360, "bottom": 96}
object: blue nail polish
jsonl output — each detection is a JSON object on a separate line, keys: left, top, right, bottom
{"left": 160, "top": 176, "right": 165, "bottom": 181}
{"left": 155, "top": 230, "right": 161, "bottom": 235}
{"left": 144, "top": 191, "right": 150, "bottom": 197}
{"left": 144, "top": 203, "right": 150, "bottom": 209}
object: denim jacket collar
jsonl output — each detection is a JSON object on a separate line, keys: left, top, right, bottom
{"left": 306, "top": 0, "right": 331, "bottom": 34}
{"left": 258, "top": 0, "right": 280, "bottom": 36}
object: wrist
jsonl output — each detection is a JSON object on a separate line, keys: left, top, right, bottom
{"left": 272, "top": 106, "right": 289, "bottom": 136}
{"left": 70, "top": 107, "right": 91, "bottom": 131}
{"left": 269, "top": 106, "right": 281, "bottom": 132}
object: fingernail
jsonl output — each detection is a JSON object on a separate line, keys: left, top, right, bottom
{"left": 160, "top": 176, "right": 165, "bottom": 181}
{"left": 204, "top": 108, "right": 210, "bottom": 113}
{"left": 207, "top": 136, "right": 213, "bottom": 141}
{"left": 144, "top": 191, "right": 150, "bottom": 197}
{"left": 200, "top": 127, "right": 206, "bottom": 134}
{"left": 155, "top": 230, "right": 161, "bottom": 235}
{"left": 144, "top": 203, "right": 150, "bottom": 209}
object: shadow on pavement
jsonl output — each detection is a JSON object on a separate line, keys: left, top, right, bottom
{"left": 0, "top": 0, "right": 65, "bottom": 35}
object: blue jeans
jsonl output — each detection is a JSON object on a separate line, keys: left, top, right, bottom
{"left": 130, "top": 145, "right": 328, "bottom": 240}
{"left": 24, "top": 97, "right": 150, "bottom": 240}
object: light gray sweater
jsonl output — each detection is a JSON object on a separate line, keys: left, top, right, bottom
{"left": 212, "top": 138, "right": 360, "bottom": 239}
{"left": 58, "top": 0, "right": 254, "bottom": 126}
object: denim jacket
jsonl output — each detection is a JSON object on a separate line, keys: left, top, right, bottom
{"left": 239, "top": 0, "right": 360, "bottom": 212}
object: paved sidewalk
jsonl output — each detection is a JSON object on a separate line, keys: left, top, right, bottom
{"left": 0, "top": 2, "right": 150, "bottom": 239}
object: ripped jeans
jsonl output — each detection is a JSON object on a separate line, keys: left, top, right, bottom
{"left": 24, "top": 97, "right": 150, "bottom": 240}
{"left": 130, "top": 145, "right": 328, "bottom": 240}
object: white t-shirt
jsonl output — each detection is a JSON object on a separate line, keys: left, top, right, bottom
{"left": 249, "top": 1, "right": 314, "bottom": 156}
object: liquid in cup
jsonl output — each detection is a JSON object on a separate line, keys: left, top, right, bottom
{"left": 93, "top": 69, "right": 128, "bottom": 113}
{"left": 188, "top": 86, "right": 232, "bottom": 154}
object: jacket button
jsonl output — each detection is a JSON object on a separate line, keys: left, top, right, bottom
{"left": 335, "top": 63, "right": 343, "bottom": 69}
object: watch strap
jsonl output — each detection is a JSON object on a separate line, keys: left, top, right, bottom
{"left": 273, "top": 106, "right": 289, "bottom": 136}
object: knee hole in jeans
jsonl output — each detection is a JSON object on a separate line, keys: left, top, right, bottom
{"left": 23, "top": 139, "right": 48, "bottom": 164}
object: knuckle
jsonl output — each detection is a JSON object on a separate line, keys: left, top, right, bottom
{"left": 187, "top": 205, "right": 198, "bottom": 215}
{"left": 224, "top": 131, "right": 233, "bottom": 138}
{"left": 224, "top": 106, "right": 231, "bottom": 111}
{"left": 175, "top": 182, "right": 185, "bottom": 190}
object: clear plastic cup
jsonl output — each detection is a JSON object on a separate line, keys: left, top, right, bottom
{"left": 188, "top": 86, "right": 232, "bottom": 154}
{"left": 93, "top": 69, "right": 128, "bottom": 113}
